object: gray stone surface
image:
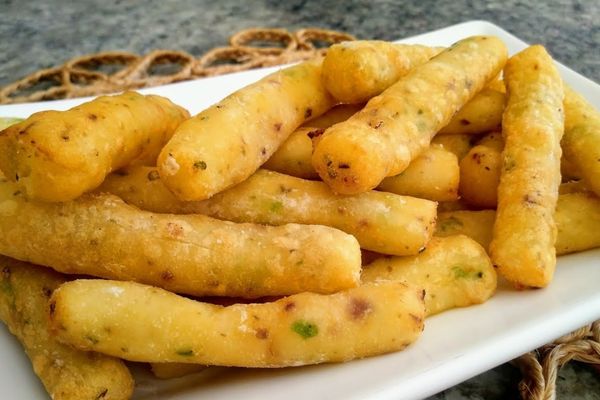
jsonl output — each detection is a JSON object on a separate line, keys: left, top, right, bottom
{"left": 0, "top": 0, "right": 598, "bottom": 398}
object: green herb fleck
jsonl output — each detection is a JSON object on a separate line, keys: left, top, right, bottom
{"left": 439, "top": 216, "right": 463, "bottom": 233}
{"left": 452, "top": 266, "right": 484, "bottom": 280}
{"left": 0, "top": 280, "right": 15, "bottom": 310}
{"left": 452, "top": 266, "right": 469, "bottom": 279}
{"left": 0, "top": 280, "right": 13, "bottom": 297}
{"left": 503, "top": 154, "right": 516, "bottom": 172}
{"left": 193, "top": 161, "right": 207, "bottom": 170}
{"left": 85, "top": 335, "right": 100, "bottom": 345}
{"left": 291, "top": 320, "right": 318, "bottom": 339}
{"left": 270, "top": 201, "right": 283, "bottom": 213}
{"left": 176, "top": 349, "right": 194, "bottom": 356}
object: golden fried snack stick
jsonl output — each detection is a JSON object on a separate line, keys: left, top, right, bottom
{"left": 378, "top": 145, "right": 459, "bottom": 202}
{"left": 459, "top": 132, "right": 503, "bottom": 208}
{"left": 459, "top": 132, "right": 584, "bottom": 208}
{"left": 300, "top": 104, "right": 364, "bottom": 129}
{"left": 263, "top": 127, "right": 321, "bottom": 179}
{"left": 150, "top": 363, "right": 207, "bottom": 379}
{"left": 50, "top": 280, "right": 425, "bottom": 367}
{"left": 158, "top": 58, "right": 335, "bottom": 201}
{"left": 362, "top": 235, "right": 496, "bottom": 317}
{"left": 265, "top": 132, "right": 460, "bottom": 202}
{"left": 431, "top": 134, "right": 474, "bottom": 161}
{"left": 438, "top": 88, "right": 505, "bottom": 135}
{"left": 436, "top": 210, "right": 497, "bottom": 250}
{"left": 322, "top": 41, "right": 443, "bottom": 104}
{"left": 562, "top": 86, "right": 600, "bottom": 197}
{"left": 0, "top": 92, "right": 189, "bottom": 202}
{"left": 99, "top": 168, "right": 436, "bottom": 256}
{"left": 264, "top": 104, "right": 364, "bottom": 179}
{"left": 490, "top": 45, "right": 564, "bottom": 288}
{"left": 0, "top": 256, "right": 133, "bottom": 400}
{"left": 312, "top": 36, "right": 508, "bottom": 194}
{"left": 436, "top": 192, "right": 600, "bottom": 255}
{"left": 0, "top": 179, "right": 360, "bottom": 298}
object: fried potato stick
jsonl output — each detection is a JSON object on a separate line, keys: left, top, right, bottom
{"left": 158, "top": 58, "right": 335, "bottom": 201}
{"left": 300, "top": 104, "right": 364, "bottom": 129}
{"left": 437, "top": 192, "right": 600, "bottom": 255}
{"left": 437, "top": 88, "right": 505, "bottom": 135}
{"left": 459, "top": 132, "right": 503, "bottom": 208}
{"left": 460, "top": 133, "right": 584, "bottom": 208}
{"left": 0, "top": 256, "right": 133, "bottom": 400}
{"left": 436, "top": 210, "right": 496, "bottom": 251}
{"left": 50, "top": 280, "right": 425, "bottom": 367}
{"left": 431, "top": 133, "right": 474, "bottom": 161}
{"left": 378, "top": 145, "right": 459, "bottom": 202}
{"left": 362, "top": 235, "right": 496, "bottom": 316}
{"left": 562, "top": 86, "right": 600, "bottom": 197}
{"left": 322, "top": 41, "right": 443, "bottom": 104}
{"left": 99, "top": 168, "right": 436, "bottom": 256}
{"left": 313, "top": 36, "right": 507, "bottom": 194}
{"left": 0, "top": 178, "right": 360, "bottom": 298}
{"left": 264, "top": 104, "right": 364, "bottom": 179}
{"left": 490, "top": 45, "right": 564, "bottom": 288}
{"left": 264, "top": 131, "right": 460, "bottom": 201}
{"left": 263, "top": 127, "right": 321, "bottom": 179}
{"left": 0, "top": 92, "right": 189, "bottom": 202}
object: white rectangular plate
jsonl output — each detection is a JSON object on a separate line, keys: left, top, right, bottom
{"left": 1, "top": 20, "right": 599, "bottom": 400}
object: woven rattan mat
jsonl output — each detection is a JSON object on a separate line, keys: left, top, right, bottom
{"left": 1, "top": 27, "right": 598, "bottom": 399}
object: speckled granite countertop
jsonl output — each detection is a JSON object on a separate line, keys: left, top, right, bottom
{"left": 0, "top": 0, "right": 599, "bottom": 398}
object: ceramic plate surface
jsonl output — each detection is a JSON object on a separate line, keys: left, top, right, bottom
{"left": 1, "top": 20, "right": 599, "bottom": 400}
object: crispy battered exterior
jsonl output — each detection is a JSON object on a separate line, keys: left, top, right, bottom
{"left": 437, "top": 192, "right": 600, "bottom": 255}
{"left": 438, "top": 88, "right": 506, "bottom": 135}
{"left": 158, "top": 58, "right": 335, "bottom": 201}
{"left": 362, "top": 235, "right": 496, "bottom": 316}
{"left": 562, "top": 86, "right": 600, "bottom": 197}
{"left": 554, "top": 192, "right": 600, "bottom": 254}
{"left": 0, "top": 178, "right": 360, "bottom": 298}
{"left": 0, "top": 92, "right": 189, "bottom": 202}
{"left": 322, "top": 41, "right": 443, "bottom": 104}
{"left": 0, "top": 256, "right": 133, "bottom": 400}
{"left": 459, "top": 132, "right": 503, "bottom": 208}
{"left": 490, "top": 45, "right": 564, "bottom": 288}
{"left": 313, "top": 36, "right": 508, "bottom": 194}
{"left": 300, "top": 104, "right": 363, "bottom": 129}
{"left": 99, "top": 168, "right": 436, "bottom": 256}
{"left": 263, "top": 127, "right": 321, "bottom": 179}
{"left": 264, "top": 104, "right": 363, "bottom": 179}
{"left": 431, "top": 133, "right": 474, "bottom": 160}
{"left": 50, "top": 280, "right": 425, "bottom": 367}
{"left": 378, "top": 145, "right": 459, "bottom": 202}
{"left": 436, "top": 210, "right": 497, "bottom": 250}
